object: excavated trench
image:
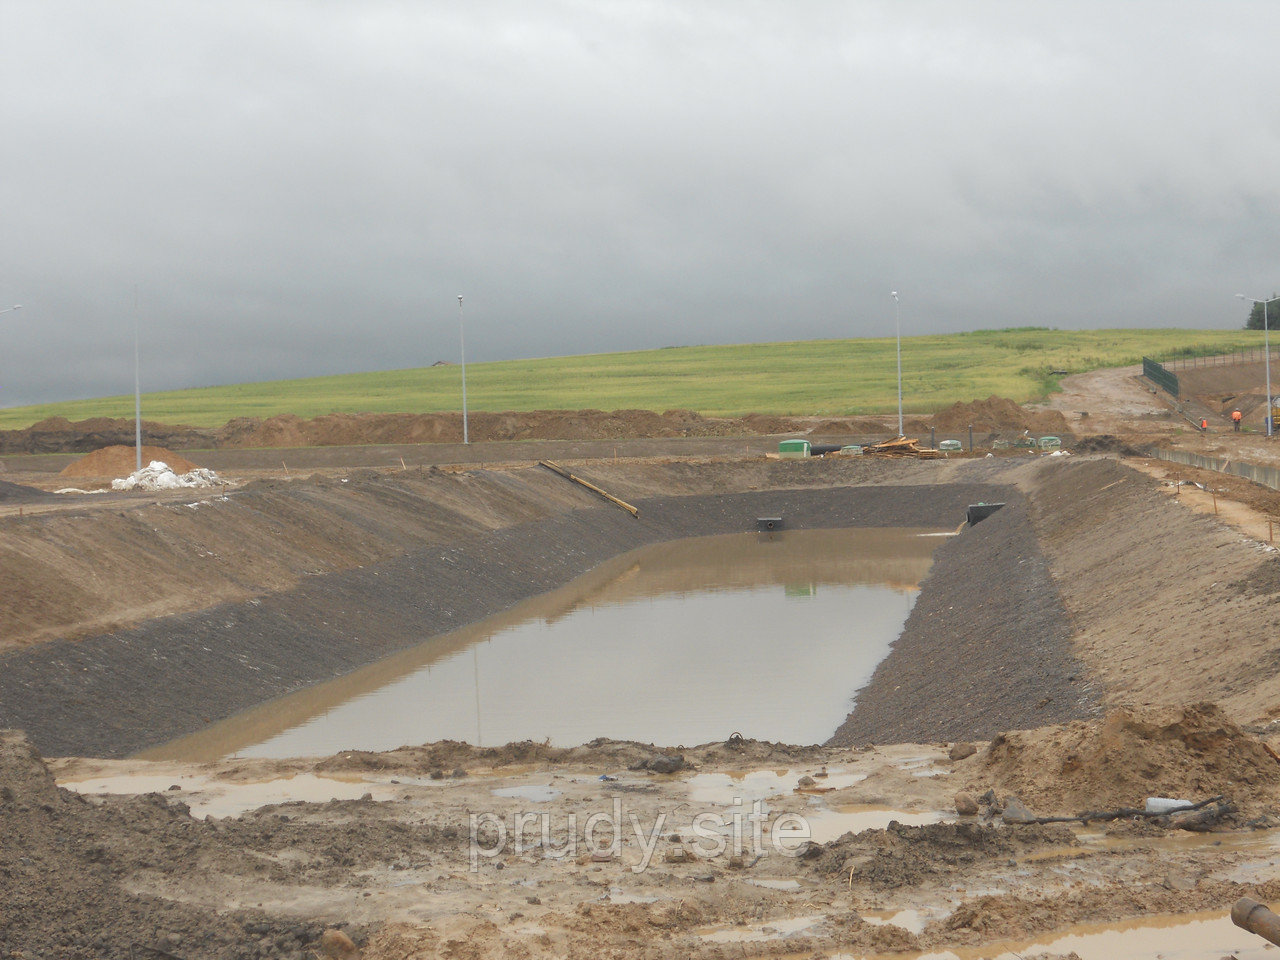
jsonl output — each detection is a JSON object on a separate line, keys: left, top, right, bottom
{"left": 0, "top": 462, "right": 1098, "bottom": 758}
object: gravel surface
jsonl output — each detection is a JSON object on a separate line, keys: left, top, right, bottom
{"left": 827, "top": 497, "right": 1100, "bottom": 746}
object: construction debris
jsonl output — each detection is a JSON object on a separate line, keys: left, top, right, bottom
{"left": 863, "top": 436, "right": 943, "bottom": 459}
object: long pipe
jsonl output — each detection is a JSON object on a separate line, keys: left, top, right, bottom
{"left": 1233, "top": 897, "right": 1280, "bottom": 947}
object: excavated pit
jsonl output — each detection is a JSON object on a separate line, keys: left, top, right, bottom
{"left": 0, "top": 457, "right": 1099, "bottom": 758}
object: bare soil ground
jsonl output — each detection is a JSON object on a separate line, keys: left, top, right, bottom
{"left": 9, "top": 366, "right": 1280, "bottom": 958}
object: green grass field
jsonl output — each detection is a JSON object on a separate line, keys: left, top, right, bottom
{"left": 0, "top": 328, "right": 1262, "bottom": 430}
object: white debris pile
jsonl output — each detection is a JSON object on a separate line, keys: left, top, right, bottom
{"left": 111, "top": 460, "right": 222, "bottom": 491}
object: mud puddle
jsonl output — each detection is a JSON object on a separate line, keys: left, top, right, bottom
{"left": 57, "top": 770, "right": 417, "bottom": 818}
{"left": 146, "top": 529, "right": 944, "bottom": 760}
{"left": 904, "top": 911, "right": 1272, "bottom": 960}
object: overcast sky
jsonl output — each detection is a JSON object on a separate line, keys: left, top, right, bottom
{"left": 3, "top": 1, "right": 1279, "bottom": 407}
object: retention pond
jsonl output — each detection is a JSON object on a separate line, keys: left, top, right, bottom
{"left": 146, "top": 528, "right": 949, "bottom": 761}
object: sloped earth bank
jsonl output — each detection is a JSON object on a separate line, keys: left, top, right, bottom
{"left": 10, "top": 453, "right": 1280, "bottom": 956}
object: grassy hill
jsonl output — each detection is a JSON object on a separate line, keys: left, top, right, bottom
{"left": 0, "top": 327, "right": 1261, "bottom": 430}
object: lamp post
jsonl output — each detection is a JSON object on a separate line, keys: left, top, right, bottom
{"left": 1237, "top": 293, "right": 1280, "bottom": 437}
{"left": 458, "top": 295, "right": 468, "bottom": 445}
{"left": 0, "top": 305, "right": 21, "bottom": 315}
{"left": 891, "top": 291, "right": 903, "bottom": 437}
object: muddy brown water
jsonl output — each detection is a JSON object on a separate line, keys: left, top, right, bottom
{"left": 144, "top": 529, "right": 950, "bottom": 761}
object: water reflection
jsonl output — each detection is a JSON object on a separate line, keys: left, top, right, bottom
{"left": 145, "top": 528, "right": 945, "bottom": 761}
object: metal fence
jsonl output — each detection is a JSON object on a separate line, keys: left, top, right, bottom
{"left": 1143, "top": 356, "right": 1179, "bottom": 397}
{"left": 1152, "top": 447, "right": 1280, "bottom": 493}
{"left": 1159, "top": 346, "right": 1278, "bottom": 371}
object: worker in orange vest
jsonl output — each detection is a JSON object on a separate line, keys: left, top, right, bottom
{"left": 1201, "top": 418, "right": 1208, "bottom": 432}
{"left": 1233, "top": 409, "right": 1243, "bottom": 431}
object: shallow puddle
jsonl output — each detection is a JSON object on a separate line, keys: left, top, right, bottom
{"left": 715, "top": 911, "right": 1275, "bottom": 960}
{"left": 145, "top": 529, "right": 944, "bottom": 760}
{"left": 686, "top": 769, "right": 868, "bottom": 805}
{"left": 902, "top": 911, "right": 1276, "bottom": 960}
{"left": 492, "top": 784, "right": 562, "bottom": 803}
{"left": 58, "top": 772, "right": 408, "bottom": 819}
{"left": 700, "top": 913, "right": 829, "bottom": 943}
{"left": 801, "top": 804, "right": 948, "bottom": 843}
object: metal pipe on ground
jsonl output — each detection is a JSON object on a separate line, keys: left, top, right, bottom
{"left": 1232, "top": 897, "right": 1280, "bottom": 947}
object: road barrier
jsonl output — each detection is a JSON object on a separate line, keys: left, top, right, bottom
{"left": 1153, "top": 448, "right": 1280, "bottom": 493}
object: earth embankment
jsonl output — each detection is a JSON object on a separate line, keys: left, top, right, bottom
{"left": 0, "top": 400, "right": 1072, "bottom": 457}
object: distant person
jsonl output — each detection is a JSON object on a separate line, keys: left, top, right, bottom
{"left": 1233, "top": 409, "right": 1243, "bottom": 431}
{"left": 1201, "top": 418, "right": 1208, "bottom": 432}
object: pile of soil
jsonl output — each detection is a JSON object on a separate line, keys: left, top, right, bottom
{"left": 968, "top": 703, "right": 1280, "bottom": 815}
{"left": 0, "top": 731, "right": 346, "bottom": 960}
{"left": 0, "top": 479, "right": 62, "bottom": 505}
{"left": 59, "top": 445, "right": 199, "bottom": 479}
{"left": 1, "top": 416, "right": 215, "bottom": 455}
{"left": 1, "top": 407, "right": 995, "bottom": 457}
{"left": 932, "top": 396, "right": 1072, "bottom": 434}
{"left": 808, "top": 820, "right": 1077, "bottom": 892}
{"left": 312, "top": 735, "right": 828, "bottom": 779}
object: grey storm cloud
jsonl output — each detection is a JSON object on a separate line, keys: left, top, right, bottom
{"left": 2, "top": 0, "right": 1279, "bottom": 406}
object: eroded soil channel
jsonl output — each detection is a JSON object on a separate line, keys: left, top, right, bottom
{"left": 146, "top": 528, "right": 947, "bottom": 760}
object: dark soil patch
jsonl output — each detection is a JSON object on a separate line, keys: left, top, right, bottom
{"left": 0, "top": 479, "right": 62, "bottom": 504}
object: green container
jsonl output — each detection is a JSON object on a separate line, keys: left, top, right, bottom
{"left": 1037, "top": 436, "right": 1062, "bottom": 449}
{"left": 778, "top": 439, "right": 811, "bottom": 459}
{"left": 938, "top": 439, "right": 963, "bottom": 452}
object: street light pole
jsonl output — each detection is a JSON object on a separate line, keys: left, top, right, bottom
{"left": 0, "top": 305, "right": 21, "bottom": 315}
{"left": 1237, "top": 293, "right": 1280, "bottom": 437}
{"left": 891, "top": 290, "right": 903, "bottom": 437}
{"left": 458, "top": 295, "right": 468, "bottom": 445}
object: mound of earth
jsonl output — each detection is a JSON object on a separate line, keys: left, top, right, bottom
{"left": 0, "top": 416, "right": 214, "bottom": 455}
{"left": 933, "top": 396, "right": 1071, "bottom": 434}
{"left": 808, "top": 820, "right": 1078, "bottom": 891}
{"left": 1, "top": 408, "right": 907, "bottom": 455}
{"left": 59, "top": 445, "right": 199, "bottom": 479}
{"left": 967, "top": 703, "right": 1280, "bottom": 815}
{"left": 0, "top": 480, "right": 62, "bottom": 504}
{"left": 0, "top": 730, "right": 346, "bottom": 960}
